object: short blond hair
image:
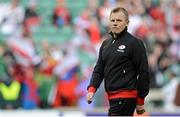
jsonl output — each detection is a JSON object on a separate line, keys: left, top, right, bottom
{"left": 110, "top": 7, "right": 129, "bottom": 21}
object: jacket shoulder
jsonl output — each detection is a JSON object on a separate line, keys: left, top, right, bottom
{"left": 102, "top": 37, "right": 111, "bottom": 46}
{"left": 127, "top": 33, "right": 143, "bottom": 45}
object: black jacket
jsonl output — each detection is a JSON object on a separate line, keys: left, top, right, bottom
{"left": 88, "top": 27, "right": 150, "bottom": 99}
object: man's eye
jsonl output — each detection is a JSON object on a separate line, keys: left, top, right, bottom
{"left": 111, "top": 20, "right": 115, "bottom": 22}
{"left": 117, "top": 19, "right": 122, "bottom": 22}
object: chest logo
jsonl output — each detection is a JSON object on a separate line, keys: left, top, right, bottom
{"left": 117, "top": 45, "right": 126, "bottom": 52}
{"left": 118, "top": 45, "right": 126, "bottom": 49}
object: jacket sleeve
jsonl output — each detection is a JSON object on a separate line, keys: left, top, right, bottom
{"left": 133, "top": 39, "right": 150, "bottom": 105}
{"left": 87, "top": 41, "right": 105, "bottom": 92}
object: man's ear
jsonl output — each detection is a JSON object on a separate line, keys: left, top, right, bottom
{"left": 126, "top": 20, "right": 129, "bottom": 26}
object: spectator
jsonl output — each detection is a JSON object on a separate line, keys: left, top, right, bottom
{"left": 0, "top": 49, "right": 21, "bottom": 109}
{"left": 162, "top": 64, "right": 180, "bottom": 111}
{"left": 24, "top": 0, "right": 41, "bottom": 33}
{"left": 52, "top": 0, "right": 71, "bottom": 28}
{"left": 0, "top": 0, "right": 24, "bottom": 36}
{"left": 53, "top": 45, "right": 80, "bottom": 107}
{"left": 88, "top": 17, "right": 101, "bottom": 45}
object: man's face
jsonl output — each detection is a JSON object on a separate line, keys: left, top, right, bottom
{"left": 109, "top": 12, "right": 129, "bottom": 34}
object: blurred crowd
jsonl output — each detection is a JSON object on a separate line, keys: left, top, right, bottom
{"left": 0, "top": 0, "right": 180, "bottom": 111}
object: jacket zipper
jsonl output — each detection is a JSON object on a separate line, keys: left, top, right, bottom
{"left": 123, "top": 69, "right": 126, "bottom": 78}
{"left": 122, "top": 63, "right": 126, "bottom": 78}
{"left": 112, "top": 39, "right": 115, "bottom": 44}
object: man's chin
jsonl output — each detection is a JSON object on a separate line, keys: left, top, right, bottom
{"left": 112, "top": 31, "right": 121, "bottom": 34}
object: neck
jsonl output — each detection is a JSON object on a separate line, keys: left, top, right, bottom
{"left": 110, "top": 27, "right": 127, "bottom": 39}
{"left": 113, "top": 33, "right": 117, "bottom": 38}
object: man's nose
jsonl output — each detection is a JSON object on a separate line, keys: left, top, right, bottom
{"left": 113, "top": 24, "right": 117, "bottom": 27}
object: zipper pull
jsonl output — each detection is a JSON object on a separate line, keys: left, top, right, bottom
{"left": 112, "top": 40, "right": 115, "bottom": 44}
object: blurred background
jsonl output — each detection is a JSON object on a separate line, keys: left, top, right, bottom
{"left": 0, "top": 0, "right": 180, "bottom": 116}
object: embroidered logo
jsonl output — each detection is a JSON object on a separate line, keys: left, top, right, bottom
{"left": 117, "top": 45, "right": 126, "bottom": 52}
{"left": 118, "top": 45, "right": 126, "bottom": 49}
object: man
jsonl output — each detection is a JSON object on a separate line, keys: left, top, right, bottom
{"left": 86, "top": 7, "right": 150, "bottom": 116}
